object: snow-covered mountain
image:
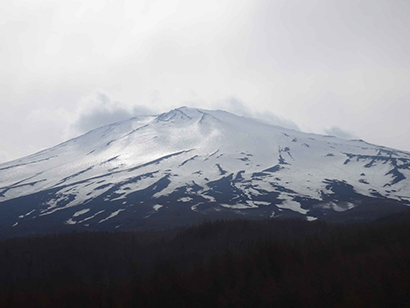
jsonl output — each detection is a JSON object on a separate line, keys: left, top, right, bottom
{"left": 1, "top": 107, "right": 409, "bottom": 236}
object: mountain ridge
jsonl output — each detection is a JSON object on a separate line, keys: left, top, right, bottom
{"left": 1, "top": 106, "right": 409, "bottom": 236}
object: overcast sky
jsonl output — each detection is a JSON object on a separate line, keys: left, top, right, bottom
{"left": 1, "top": 0, "right": 410, "bottom": 163}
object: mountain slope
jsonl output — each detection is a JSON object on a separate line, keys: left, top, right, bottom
{"left": 1, "top": 107, "right": 409, "bottom": 235}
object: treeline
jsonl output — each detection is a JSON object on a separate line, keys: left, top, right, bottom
{"left": 0, "top": 215, "right": 410, "bottom": 307}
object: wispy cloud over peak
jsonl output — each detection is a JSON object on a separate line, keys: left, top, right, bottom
{"left": 323, "top": 126, "right": 356, "bottom": 140}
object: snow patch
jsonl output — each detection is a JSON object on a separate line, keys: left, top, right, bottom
{"left": 65, "top": 218, "right": 76, "bottom": 225}
{"left": 78, "top": 210, "right": 105, "bottom": 223}
{"left": 178, "top": 197, "right": 193, "bottom": 202}
{"left": 220, "top": 203, "right": 256, "bottom": 209}
{"left": 253, "top": 201, "right": 271, "bottom": 206}
{"left": 277, "top": 198, "right": 308, "bottom": 214}
{"left": 153, "top": 204, "right": 163, "bottom": 211}
{"left": 98, "top": 209, "right": 124, "bottom": 223}
{"left": 321, "top": 202, "right": 355, "bottom": 212}
{"left": 73, "top": 208, "right": 90, "bottom": 217}
{"left": 19, "top": 209, "right": 35, "bottom": 219}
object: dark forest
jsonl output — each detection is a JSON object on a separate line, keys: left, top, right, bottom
{"left": 1, "top": 212, "right": 410, "bottom": 308}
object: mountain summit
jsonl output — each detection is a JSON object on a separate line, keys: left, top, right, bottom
{"left": 1, "top": 107, "right": 409, "bottom": 236}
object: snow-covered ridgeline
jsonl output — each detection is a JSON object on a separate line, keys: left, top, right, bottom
{"left": 1, "top": 107, "right": 410, "bottom": 227}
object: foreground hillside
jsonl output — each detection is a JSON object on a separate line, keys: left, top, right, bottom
{"left": 1, "top": 107, "right": 410, "bottom": 236}
{"left": 1, "top": 216, "right": 409, "bottom": 307}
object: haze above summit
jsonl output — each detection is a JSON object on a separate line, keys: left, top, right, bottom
{"left": 1, "top": 0, "right": 410, "bottom": 163}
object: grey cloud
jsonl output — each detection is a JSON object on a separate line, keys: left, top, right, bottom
{"left": 1, "top": 0, "right": 410, "bottom": 162}
{"left": 323, "top": 126, "right": 356, "bottom": 140}
{"left": 250, "top": 0, "right": 410, "bottom": 71}
{"left": 216, "top": 97, "right": 300, "bottom": 131}
{"left": 132, "top": 105, "right": 156, "bottom": 117}
{"left": 216, "top": 97, "right": 250, "bottom": 117}
{"left": 0, "top": 152, "right": 7, "bottom": 164}
{"left": 72, "top": 92, "right": 155, "bottom": 134}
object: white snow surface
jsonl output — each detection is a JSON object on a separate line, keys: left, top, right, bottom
{"left": 153, "top": 204, "right": 163, "bottom": 211}
{"left": 1, "top": 106, "right": 410, "bottom": 222}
